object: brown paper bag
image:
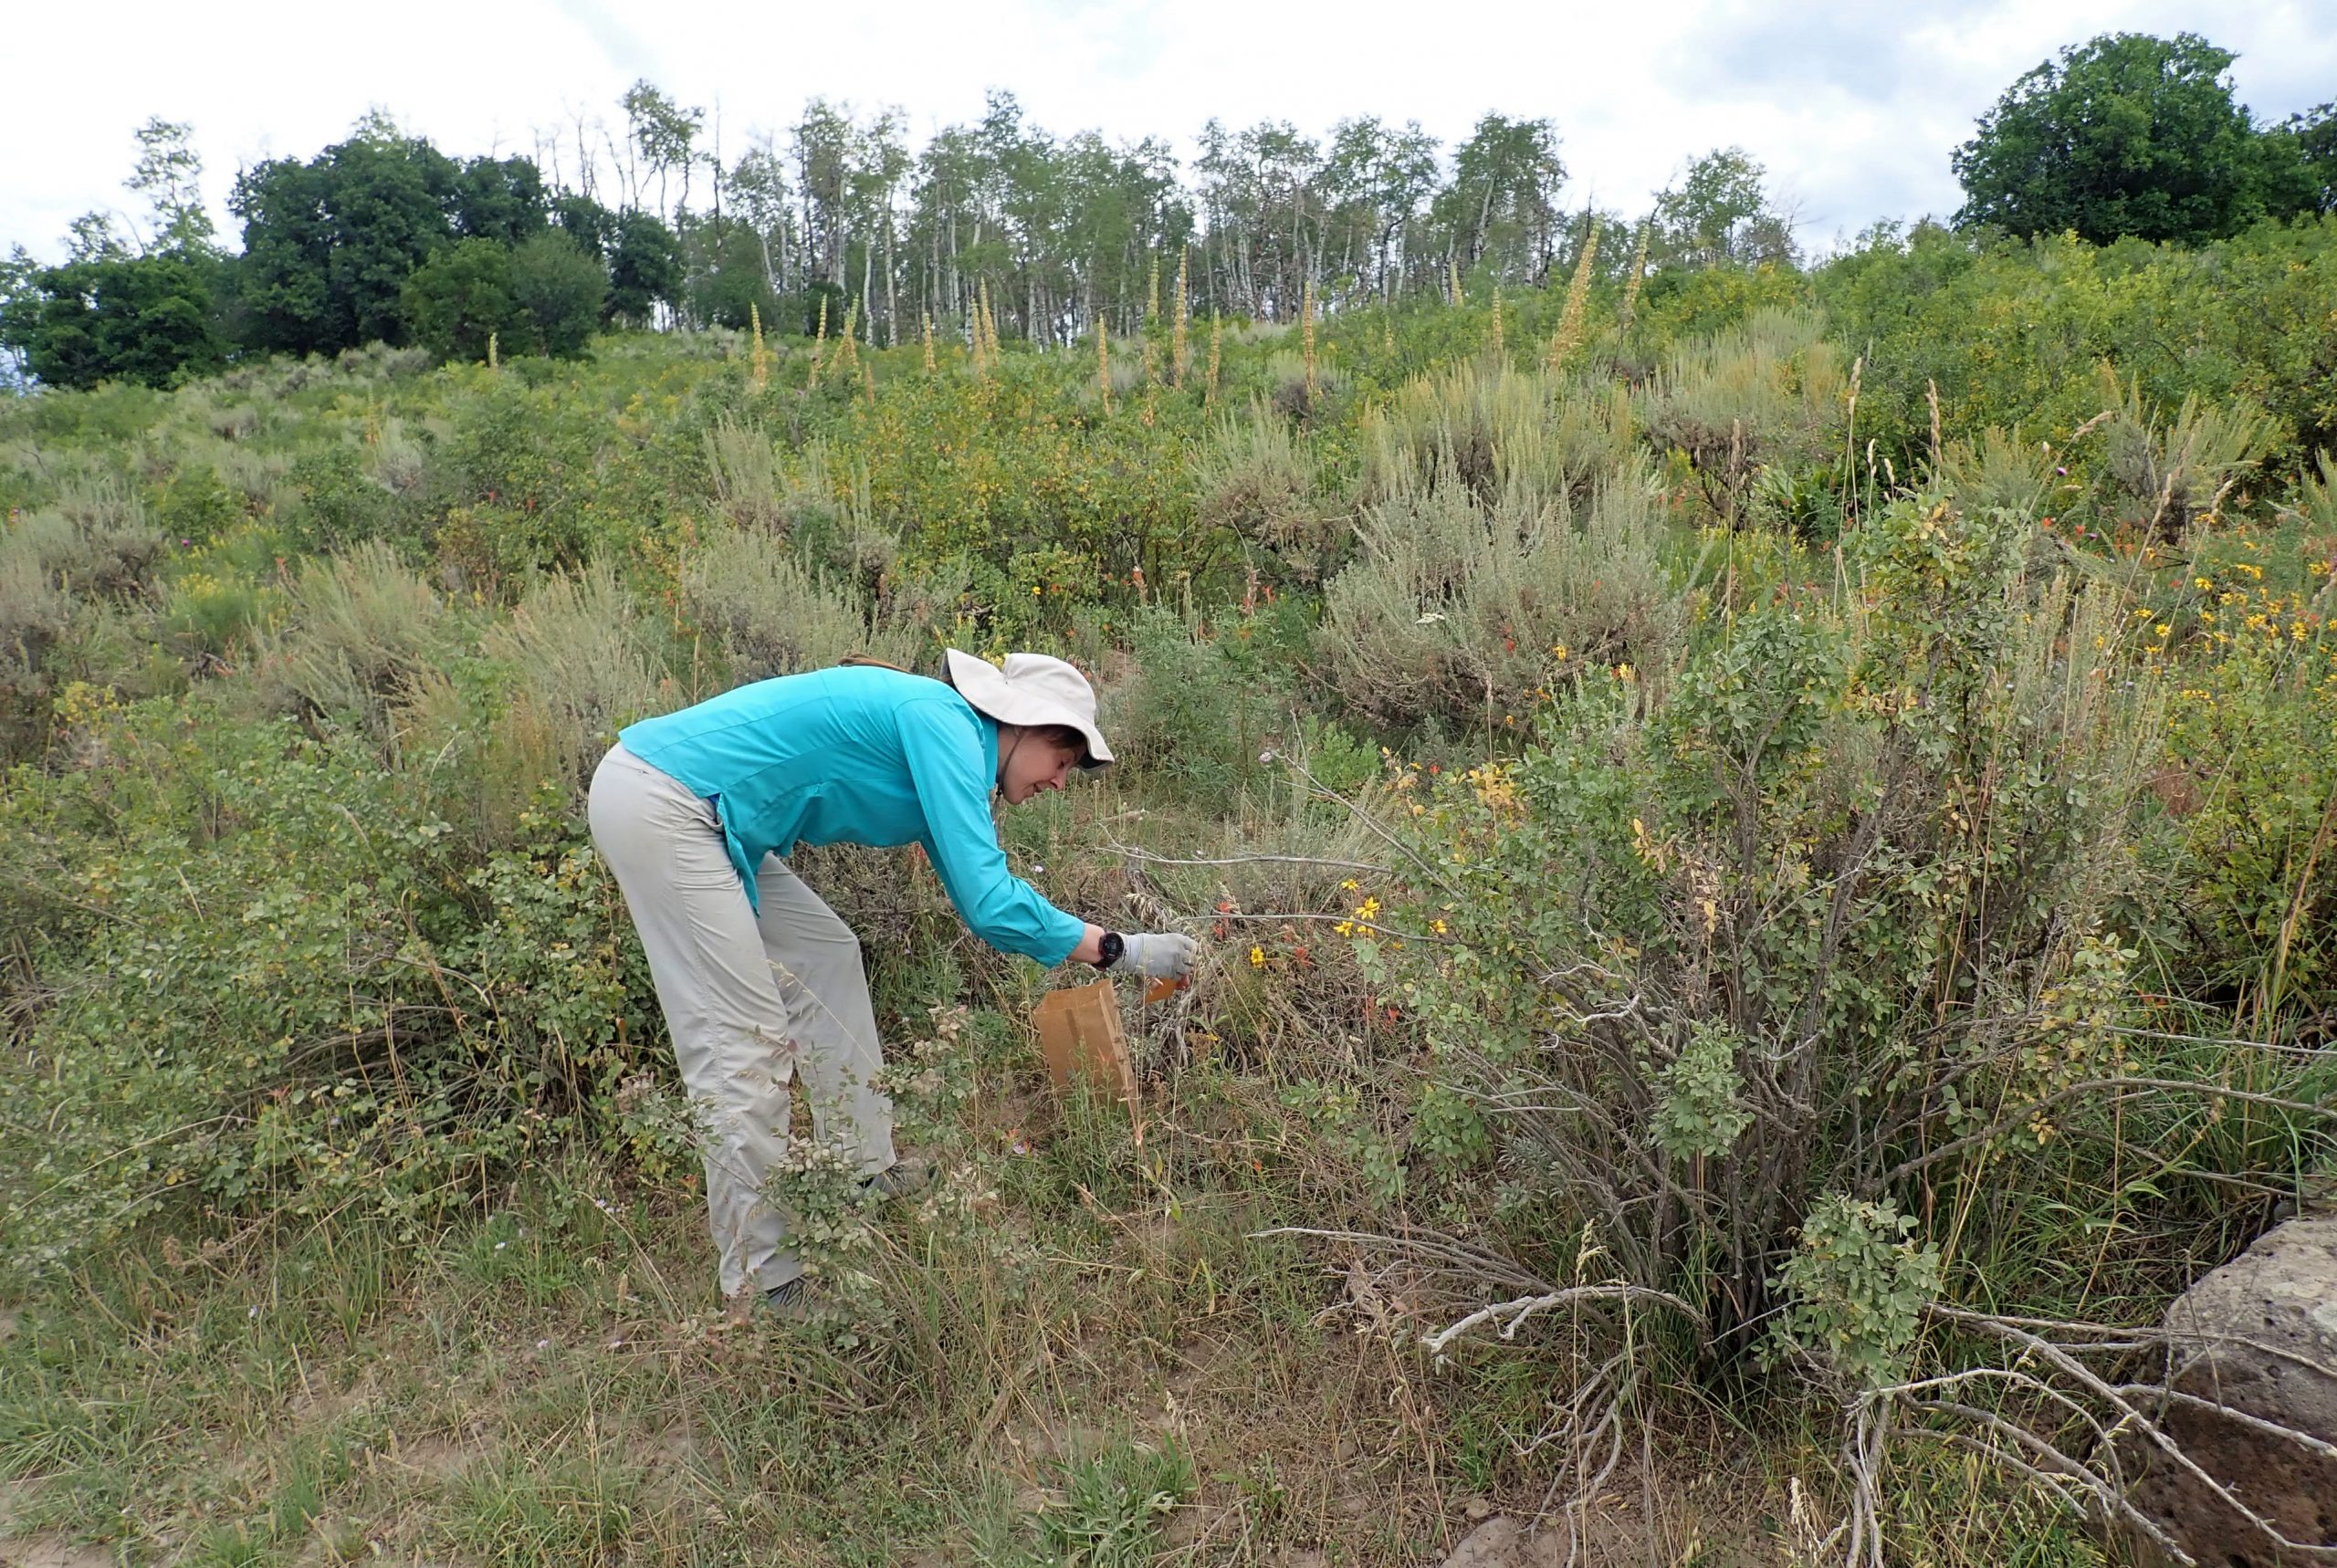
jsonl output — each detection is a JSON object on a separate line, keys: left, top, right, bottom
{"left": 1032, "top": 978, "right": 1142, "bottom": 1144}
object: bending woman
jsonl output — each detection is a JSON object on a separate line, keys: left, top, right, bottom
{"left": 587, "top": 650, "right": 1194, "bottom": 1311}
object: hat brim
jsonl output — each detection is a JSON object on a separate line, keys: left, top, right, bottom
{"left": 944, "top": 648, "right": 1115, "bottom": 768}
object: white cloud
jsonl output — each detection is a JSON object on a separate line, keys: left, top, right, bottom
{"left": 5, "top": 0, "right": 2331, "bottom": 263}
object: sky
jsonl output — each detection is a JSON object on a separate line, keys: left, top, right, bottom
{"left": 5, "top": 0, "right": 2332, "bottom": 265}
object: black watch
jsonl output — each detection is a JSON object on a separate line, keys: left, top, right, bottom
{"left": 1094, "top": 931, "right": 1125, "bottom": 970}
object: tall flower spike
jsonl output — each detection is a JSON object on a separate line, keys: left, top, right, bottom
{"left": 808, "top": 295, "right": 828, "bottom": 390}
{"left": 1301, "top": 277, "right": 1317, "bottom": 406}
{"left": 1619, "top": 220, "right": 1649, "bottom": 333}
{"left": 1096, "top": 317, "right": 1113, "bottom": 415}
{"left": 1171, "top": 249, "right": 1189, "bottom": 389}
{"left": 1547, "top": 216, "right": 1602, "bottom": 372}
{"left": 1205, "top": 314, "right": 1222, "bottom": 409}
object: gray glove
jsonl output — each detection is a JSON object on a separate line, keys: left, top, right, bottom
{"left": 1107, "top": 932, "right": 1197, "bottom": 980}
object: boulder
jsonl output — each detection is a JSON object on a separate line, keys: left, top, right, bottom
{"left": 2128, "top": 1216, "right": 2337, "bottom": 1563}
{"left": 1439, "top": 1516, "right": 1570, "bottom": 1568}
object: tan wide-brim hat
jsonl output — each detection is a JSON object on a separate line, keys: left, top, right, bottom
{"left": 943, "top": 648, "right": 1115, "bottom": 768}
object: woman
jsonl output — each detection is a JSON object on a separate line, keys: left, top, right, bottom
{"left": 587, "top": 650, "right": 1195, "bottom": 1312}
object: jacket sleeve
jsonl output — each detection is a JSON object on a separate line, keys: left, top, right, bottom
{"left": 896, "top": 699, "right": 1087, "bottom": 966}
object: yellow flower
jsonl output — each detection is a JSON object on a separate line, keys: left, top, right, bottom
{"left": 1430, "top": 918, "right": 1447, "bottom": 935}
{"left": 1248, "top": 945, "right": 1265, "bottom": 968}
{"left": 1356, "top": 896, "right": 1381, "bottom": 921}
{"left": 1334, "top": 920, "right": 1355, "bottom": 937}
{"left": 2154, "top": 624, "right": 2170, "bottom": 639}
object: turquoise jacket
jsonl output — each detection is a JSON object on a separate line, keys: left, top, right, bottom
{"left": 616, "top": 666, "right": 1087, "bottom": 965}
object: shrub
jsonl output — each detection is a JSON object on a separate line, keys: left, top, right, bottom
{"left": 402, "top": 237, "right": 520, "bottom": 363}
{"left": 1316, "top": 461, "right": 1678, "bottom": 738}
{"left": 464, "top": 562, "right": 676, "bottom": 818}
{"left": 1101, "top": 606, "right": 1287, "bottom": 807}
{"left": 0, "top": 695, "right": 672, "bottom": 1271}
{"left": 1357, "top": 489, "right": 2304, "bottom": 1385}
{"left": 280, "top": 443, "right": 398, "bottom": 553}
{"left": 1640, "top": 308, "right": 1847, "bottom": 527}
{"left": 676, "top": 522, "right": 925, "bottom": 681}
{"left": 0, "top": 491, "right": 164, "bottom": 752}
{"left": 256, "top": 541, "right": 456, "bottom": 737}
{"left": 504, "top": 231, "right": 605, "bottom": 358}
{"left": 1192, "top": 400, "right": 1344, "bottom": 586}
{"left": 0, "top": 701, "right": 484, "bottom": 1267}
{"left": 1361, "top": 361, "right": 1630, "bottom": 512}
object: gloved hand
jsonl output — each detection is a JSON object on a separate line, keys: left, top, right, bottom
{"left": 1107, "top": 931, "right": 1197, "bottom": 980}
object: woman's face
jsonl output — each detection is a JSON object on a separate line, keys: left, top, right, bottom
{"left": 998, "top": 729, "right": 1082, "bottom": 804}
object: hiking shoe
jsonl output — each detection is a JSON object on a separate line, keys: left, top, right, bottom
{"left": 862, "top": 1153, "right": 935, "bottom": 1202}
{"left": 758, "top": 1277, "right": 820, "bottom": 1322}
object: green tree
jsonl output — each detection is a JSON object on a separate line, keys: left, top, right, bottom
{"left": 1432, "top": 114, "right": 1566, "bottom": 283}
{"left": 0, "top": 251, "right": 225, "bottom": 389}
{"left": 2262, "top": 101, "right": 2337, "bottom": 216}
{"left": 453, "top": 155, "right": 548, "bottom": 245}
{"left": 606, "top": 211, "right": 681, "bottom": 326}
{"left": 400, "top": 237, "right": 519, "bottom": 361}
{"left": 622, "top": 79, "right": 704, "bottom": 225}
{"left": 230, "top": 119, "right": 526, "bottom": 355}
{"left": 127, "top": 118, "right": 215, "bottom": 252}
{"left": 507, "top": 231, "right": 605, "bottom": 355}
{"left": 1953, "top": 33, "right": 2292, "bottom": 243}
{"left": 551, "top": 193, "right": 621, "bottom": 260}
{"left": 1652, "top": 147, "right": 1794, "bottom": 269}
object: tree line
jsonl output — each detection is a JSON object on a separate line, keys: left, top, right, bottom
{"left": 3, "top": 30, "right": 2330, "bottom": 393}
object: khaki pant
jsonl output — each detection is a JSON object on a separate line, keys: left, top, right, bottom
{"left": 587, "top": 742, "right": 896, "bottom": 1299}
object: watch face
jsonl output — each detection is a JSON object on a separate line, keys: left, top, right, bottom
{"left": 1099, "top": 932, "right": 1125, "bottom": 967}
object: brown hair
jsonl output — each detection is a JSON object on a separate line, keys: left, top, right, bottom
{"left": 1010, "top": 722, "right": 1091, "bottom": 766}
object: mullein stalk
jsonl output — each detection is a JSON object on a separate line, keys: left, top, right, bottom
{"left": 1619, "top": 220, "right": 1649, "bottom": 333}
{"left": 1546, "top": 216, "right": 1603, "bottom": 372}
{"left": 1141, "top": 260, "right": 1160, "bottom": 389}
{"left": 808, "top": 295, "right": 828, "bottom": 390}
{"left": 1490, "top": 283, "right": 1504, "bottom": 362}
{"left": 749, "top": 302, "right": 769, "bottom": 392}
{"left": 1096, "top": 316, "right": 1113, "bottom": 415}
{"left": 1204, "top": 314, "right": 1222, "bottom": 409}
{"left": 1171, "top": 249, "right": 1189, "bottom": 388}
{"left": 836, "top": 301, "right": 860, "bottom": 378}
{"left": 921, "top": 311, "right": 936, "bottom": 373}
{"left": 1301, "top": 277, "right": 1317, "bottom": 405}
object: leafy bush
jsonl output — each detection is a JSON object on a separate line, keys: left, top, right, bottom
{"left": 1100, "top": 606, "right": 1287, "bottom": 807}
{"left": 1357, "top": 488, "right": 2307, "bottom": 1383}
{"left": 0, "top": 695, "right": 672, "bottom": 1271}
{"left": 279, "top": 443, "right": 400, "bottom": 553}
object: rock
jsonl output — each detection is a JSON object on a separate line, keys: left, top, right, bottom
{"left": 1439, "top": 1516, "right": 1570, "bottom": 1568}
{"left": 2127, "top": 1216, "right": 2337, "bottom": 1564}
